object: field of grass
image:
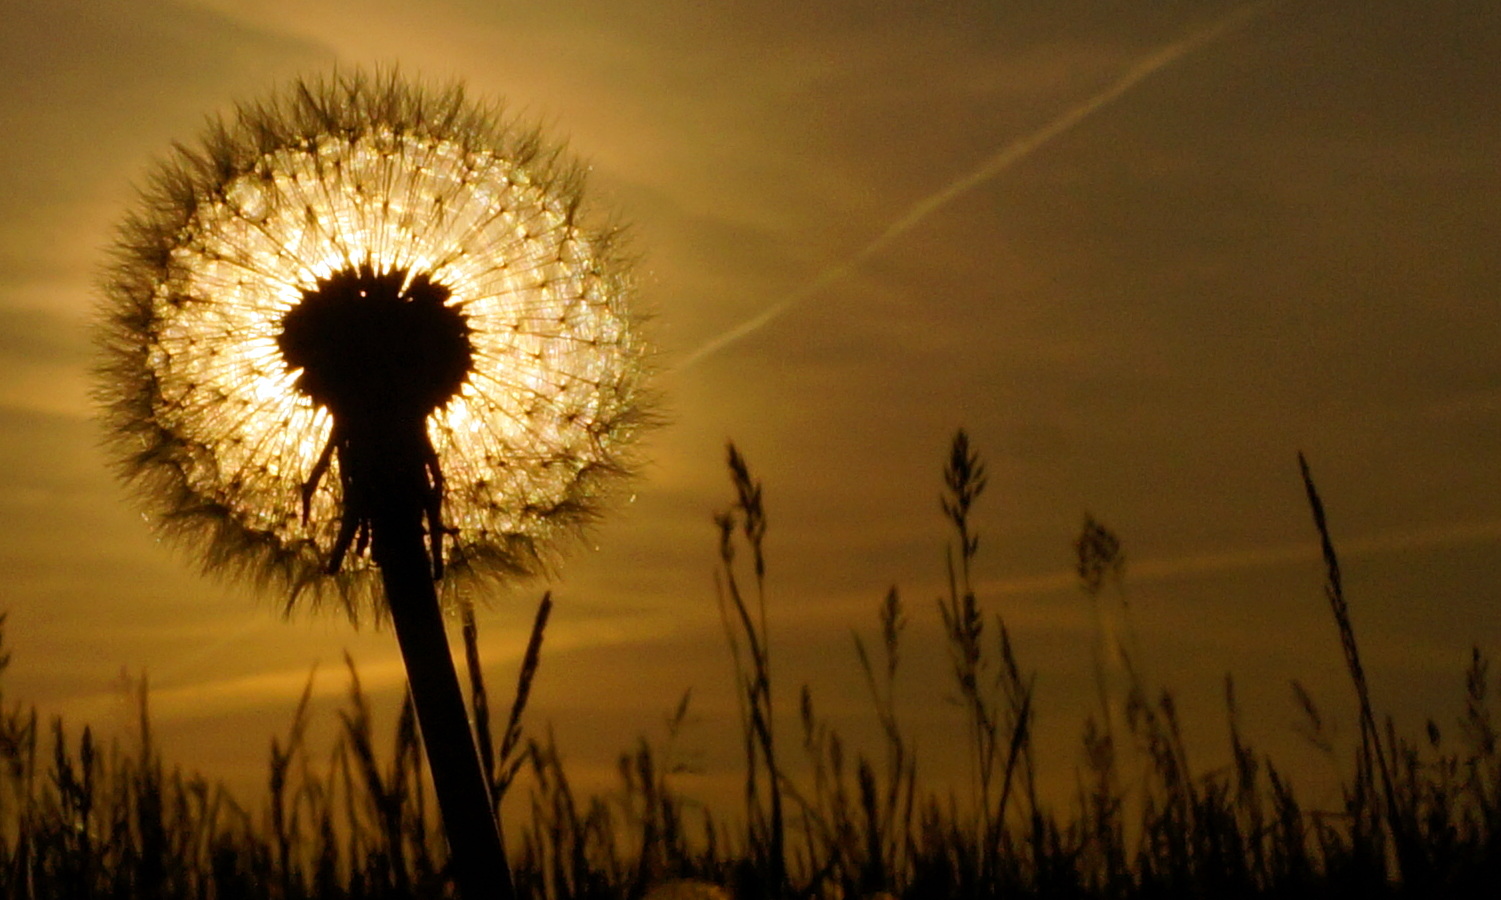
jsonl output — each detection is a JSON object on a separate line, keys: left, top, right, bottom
{"left": 1, "top": 433, "right": 1497, "bottom": 898}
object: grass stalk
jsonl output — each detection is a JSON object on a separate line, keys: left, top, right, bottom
{"left": 715, "top": 442, "right": 786, "bottom": 893}
{"left": 1297, "top": 452, "right": 1407, "bottom": 882}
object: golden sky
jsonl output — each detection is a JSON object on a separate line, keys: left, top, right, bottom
{"left": 2, "top": 0, "right": 1499, "bottom": 811}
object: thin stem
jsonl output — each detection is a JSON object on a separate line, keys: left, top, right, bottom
{"left": 1298, "top": 452, "right": 1408, "bottom": 881}
{"left": 373, "top": 512, "right": 514, "bottom": 900}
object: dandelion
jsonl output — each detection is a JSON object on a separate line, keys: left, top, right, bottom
{"left": 95, "top": 69, "right": 650, "bottom": 899}
{"left": 97, "top": 69, "right": 647, "bottom": 613}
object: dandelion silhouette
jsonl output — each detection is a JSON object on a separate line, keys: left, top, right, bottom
{"left": 96, "top": 70, "right": 648, "bottom": 899}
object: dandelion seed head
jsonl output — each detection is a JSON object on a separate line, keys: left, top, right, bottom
{"left": 96, "top": 70, "right": 650, "bottom": 618}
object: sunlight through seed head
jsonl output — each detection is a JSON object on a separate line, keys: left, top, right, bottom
{"left": 96, "top": 70, "right": 650, "bottom": 618}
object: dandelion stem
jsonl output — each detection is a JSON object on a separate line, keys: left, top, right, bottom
{"left": 374, "top": 512, "right": 513, "bottom": 900}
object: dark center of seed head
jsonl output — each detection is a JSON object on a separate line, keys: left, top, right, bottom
{"left": 277, "top": 265, "right": 473, "bottom": 425}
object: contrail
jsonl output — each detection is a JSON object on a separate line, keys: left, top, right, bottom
{"left": 678, "top": 1, "right": 1274, "bottom": 369}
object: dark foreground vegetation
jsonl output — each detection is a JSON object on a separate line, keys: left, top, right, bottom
{"left": 2, "top": 434, "right": 1497, "bottom": 898}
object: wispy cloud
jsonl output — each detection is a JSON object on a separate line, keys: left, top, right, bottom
{"left": 978, "top": 515, "right": 1501, "bottom": 599}
{"left": 60, "top": 601, "right": 686, "bottom": 722}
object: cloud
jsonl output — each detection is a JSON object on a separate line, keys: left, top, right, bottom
{"left": 0, "top": 0, "right": 331, "bottom": 337}
{"left": 1, "top": 0, "right": 329, "bottom": 194}
{"left": 0, "top": 283, "right": 102, "bottom": 422}
{"left": 58, "top": 597, "right": 685, "bottom": 722}
{"left": 1050, "top": 515, "right": 1501, "bottom": 581}
{"left": 0, "top": 307, "right": 88, "bottom": 367}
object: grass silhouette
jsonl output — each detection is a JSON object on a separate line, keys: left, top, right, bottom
{"left": 4, "top": 433, "right": 1499, "bottom": 897}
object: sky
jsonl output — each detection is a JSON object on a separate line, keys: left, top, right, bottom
{"left": 2, "top": 0, "right": 1500, "bottom": 819}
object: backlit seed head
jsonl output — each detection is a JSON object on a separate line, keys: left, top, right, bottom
{"left": 96, "top": 69, "right": 651, "bottom": 619}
